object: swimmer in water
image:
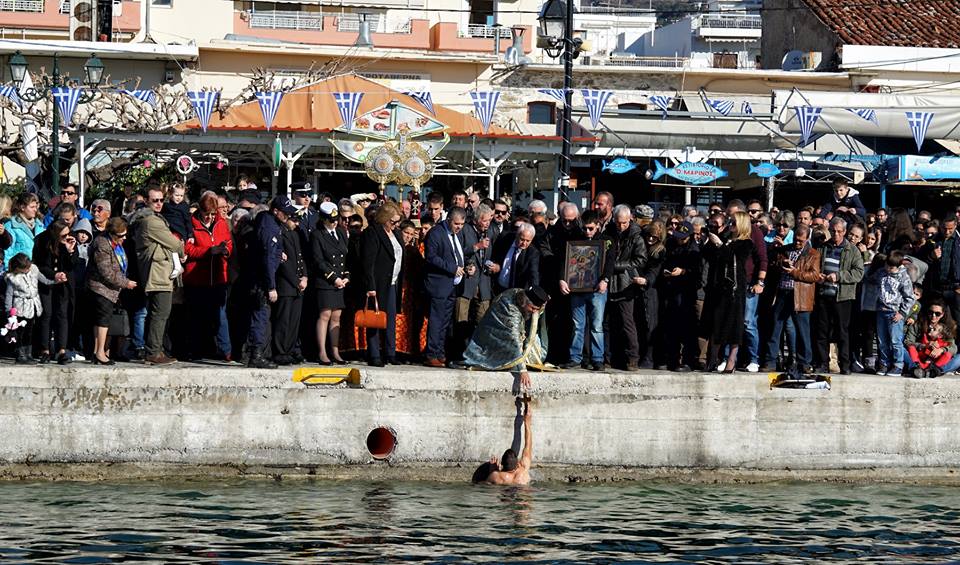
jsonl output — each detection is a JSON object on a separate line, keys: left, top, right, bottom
{"left": 473, "top": 398, "right": 532, "bottom": 486}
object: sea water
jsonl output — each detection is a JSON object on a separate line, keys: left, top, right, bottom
{"left": 0, "top": 480, "right": 958, "bottom": 563}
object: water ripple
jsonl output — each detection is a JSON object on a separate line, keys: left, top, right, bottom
{"left": 0, "top": 481, "right": 959, "bottom": 562}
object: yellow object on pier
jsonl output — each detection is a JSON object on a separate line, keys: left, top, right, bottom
{"left": 292, "top": 367, "right": 362, "bottom": 386}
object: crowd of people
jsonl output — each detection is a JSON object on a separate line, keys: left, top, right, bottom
{"left": 0, "top": 176, "right": 957, "bottom": 379}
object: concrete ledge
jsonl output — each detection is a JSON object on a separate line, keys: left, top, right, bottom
{"left": 1, "top": 364, "right": 959, "bottom": 480}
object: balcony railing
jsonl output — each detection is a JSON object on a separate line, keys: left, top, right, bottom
{"left": 249, "top": 10, "right": 324, "bottom": 31}
{"left": 0, "top": 0, "right": 43, "bottom": 12}
{"left": 695, "top": 14, "right": 762, "bottom": 29}
{"left": 602, "top": 55, "right": 689, "bottom": 68}
{"left": 578, "top": 5, "right": 653, "bottom": 16}
{"left": 460, "top": 24, "right": 512, "bottom": 39}
{"left": 336, "top": 14, "right": 411, "bottom": 34}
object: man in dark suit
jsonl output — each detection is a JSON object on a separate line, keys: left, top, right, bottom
{"left": 423, "top": 206, "right": 468, "bottom": 367}
{"left": 490, "top": 222, "right": 540, "bottom": 295}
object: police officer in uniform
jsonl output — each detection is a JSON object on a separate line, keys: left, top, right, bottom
{"left": 273, "top": 210, "right": 307, "bottom": 365}
{"left": 291, "top": 181, "right": 319, "bottom": 359}
{"left": 246, "top": 196, "right": 300, "bottom": 369}
{"left": 311, "top": 201, "right": 350, "bottom": 364}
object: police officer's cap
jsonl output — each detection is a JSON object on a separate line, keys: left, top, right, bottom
{"left": 291, "top": 181, "right": 312, "bottom": 194}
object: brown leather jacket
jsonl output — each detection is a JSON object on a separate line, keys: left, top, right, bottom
{"left": 775, "top": 244, "right": 821, "bottom": 312}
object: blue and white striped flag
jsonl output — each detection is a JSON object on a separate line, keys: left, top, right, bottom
{"left": 332, "top": 91, "right": 364, "bottom": 130}
{"left": 648, "top": 95, "right": 673, "bottom": 119}
{"left": 255, "top": 91, "right": 285, "bottom": 131}
{"left": 707, "top": 98, "right": 735, "bottom": 116}
{"left": 846, "top": 107, "right": 878, "bottom": 125}
{"left": 794, "top": 105, "right": 822, "bottom": 145}
{"left": 52, "top": 87, "right": 83, "bottom": 126}
{"left": 121, "top": 89, "right": 157, "bottom": 106}
{"left": 581, "top": 89, "right": 614, "bottom": 129}
{"left": 0, "top": 86, "right": 21, "bottom": 108}
{"left": 403, "top": 90, "right": 435, "bottom": 115}
{"left": 470, "top": 91, "right": 500, "bottom": 133}
{"left": 741, "top": 101, "right": 754, "bottom": 114}
{"left": 906, "top": 111, "right": 934, "bottom": 152}
{"left": 187, "top": 90, "right": 219, "bottom": 133}
{"left": 538, "top": 88, "right": 566, "bottom": 103}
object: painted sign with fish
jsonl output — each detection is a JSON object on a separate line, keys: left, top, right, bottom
{"left": 749, "top": 162, "right": 782, "bottom": 178}
{"left": 652, "top": 161, "right": 727, "bottom": 185}
{"left": 602, "top": 157, "right": 637, "bottom": 174}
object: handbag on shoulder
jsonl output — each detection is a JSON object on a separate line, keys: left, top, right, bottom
{"left": 354, "top": 296, "right": 387, "bottom": 330}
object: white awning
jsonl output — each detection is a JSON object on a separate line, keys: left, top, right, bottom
{"left": 775, "top": 90, "right": 960, "bottom": 140}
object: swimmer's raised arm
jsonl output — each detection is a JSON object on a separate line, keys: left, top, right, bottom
{"left": 520, "top": 402, "right": 532, "bottom": 470}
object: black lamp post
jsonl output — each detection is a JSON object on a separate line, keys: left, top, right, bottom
{"left": 9, "top": 51, "right": 105, "bottom": 195}
{"left": 538, "top": 0, "right": 582, "bottom": 199}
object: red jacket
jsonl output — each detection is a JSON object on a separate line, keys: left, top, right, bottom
{"left": 184, "top": 215, "right": 233, "bottom": 287}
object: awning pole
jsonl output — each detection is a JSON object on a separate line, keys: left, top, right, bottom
{"left": 881, "top": 181, "right": 887, "bottom": 209}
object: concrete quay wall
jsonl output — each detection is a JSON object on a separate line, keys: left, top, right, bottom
{"left": 1, "top": 365, "right": 959, "bottom": 479}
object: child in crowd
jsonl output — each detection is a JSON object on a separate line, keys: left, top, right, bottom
{"left": 4, "top": 253, "right": 54, "bottom": 364}
{"left": 905, "top": 299, "right": 957, "bottom": 379}
{"left": 161, "top": 183, "right": 193, "bottom": 279}
{"left": 873, "top": 251, "right": 914, "bottom": 377}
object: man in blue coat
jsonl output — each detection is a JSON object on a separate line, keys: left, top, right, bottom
{"left": 247, "top": 195, "right": 300, "bottom": 369}
{"left": 423, "top": 206, "right": 467, "bottom": 367}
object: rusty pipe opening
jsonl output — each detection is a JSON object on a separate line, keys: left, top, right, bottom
{"left": 366, "top": 427, "right": 397, "bottom": 460}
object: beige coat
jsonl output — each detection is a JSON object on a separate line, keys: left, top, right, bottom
{"left": 132, "top": 208, "right": 184, "bottom": 293}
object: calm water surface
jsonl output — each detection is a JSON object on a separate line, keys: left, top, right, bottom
{"left": 0, "top": 480, "right": 958, "bottom": 563}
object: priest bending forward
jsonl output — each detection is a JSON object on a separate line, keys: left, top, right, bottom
{"left": 459, "top": 285, "right": 549, "bottom": 389}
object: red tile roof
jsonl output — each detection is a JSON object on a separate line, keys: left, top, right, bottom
{"left": 803, "top": 0, "right": 960, "bottom": 48}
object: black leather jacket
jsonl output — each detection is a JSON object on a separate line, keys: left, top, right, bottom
{"left": 609, "top": 222, "right": 648, "bottom": 299}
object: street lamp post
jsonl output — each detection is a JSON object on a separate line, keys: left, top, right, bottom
{"left": 538, "top": 0, "right": 582, "bottom": 201}
{"left": 9, "top": 51, "right": 105, "bottom": 195}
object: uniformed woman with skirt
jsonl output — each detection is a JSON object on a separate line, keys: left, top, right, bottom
{"left": 311, "top": 201, "right": 350, "bottom": 364}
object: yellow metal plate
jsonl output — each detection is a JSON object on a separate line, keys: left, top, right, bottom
{"left": 292, "top": 367, "right": 362, "bottom": 386}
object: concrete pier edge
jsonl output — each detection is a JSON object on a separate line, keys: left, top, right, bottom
{"left": 2, "top": 364, "right": 959, "bottom": 484}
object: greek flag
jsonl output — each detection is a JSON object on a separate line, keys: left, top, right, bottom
{"left": 403, "top": 90, "right": 435, "bottom": 115}
{"left": 121, "top": 89, "right": 157, "bottom": 106}
{"left": 906, "top": 111, "right": 934, "bottom": 152}
{"left": 707, "top": 98, "right": 735, "bottom": 116}
{"left": 846, "top": 107, "right": 878, "bottom": 125}
{"left": 794, "top": 105, "right": 822, "bottom": 145}
{"left": 648, "top": 95, "right": 673, "bottom": 119}
{"left": 52, "top": 87, "right": 83, "bottom": 126}
{"left": 333, "top": 91, "right": 364, "bottom": 130}
{"left": 470, "top": 91, "right": 500, "bottom": 133}
{"left": 581, "top": 89, "right": 614, "bottom": 129}
{"left": 741, "top": 101, "right": 754, "bottom": 114}
{"left": 0, "top": 86, "right": 21, "bottom": 108}
{"left": 255, "top": 91, "right": 285, "bottom": 131}
{"left": 538, "top": 88, "right": 566, "bottom": 103}
{"left": 187, "top": 90, "right": 219, "bottom": 133}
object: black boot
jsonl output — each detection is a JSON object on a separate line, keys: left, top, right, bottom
{"left": 927, "top": 365, "right": 943, "bottom": 378}
{"left": 15, "top": 346, "right": 35, "bottom": 365}
{"left": 247, "top": 350, "right": 277, "bottom": 369}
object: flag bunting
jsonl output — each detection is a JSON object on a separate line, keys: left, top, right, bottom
{"left": 255, "top": 91, "right": 285, "bottom": 131}
{"left": 470, "top": 91, "right": 501, "bottom": 133}
{"left": 121, "top": 89, "right": 157, "bottom": 106}
{"left": 846, "top": 107, "right": 878, "bottom": 125}
{"left": 333, "top": 91, "right": 364, "bottom": 130}
{"left": 581, "top": 89, "right": 614, "bottom": 129}
{"left": 187, "top": 90, "right": 220, "bottom": 133}
{"left": 707, "top": 98, "right": 735, "bottom": 116}
{"left": 403, "top": 90, "right": 435, "bottom": 115}
{"left": 537, "top": 88, "right": 566, "bottom": 103}
{"left": 741, "top": 101, "right": 754, "bottom": 114}
{"left": 52, "top": 87, "right": 83, "bottom": 127}
{"left": 794, "top": 106, "right": 822, "bottom": 146}
{"left": 0, "top": 86, "right": 21, "bottom": 108}
{"left": 648, "top": 95, "right": 673, "bottom": 119}
{"left": 906, "top": 111, "right": 934, "bottom": 152}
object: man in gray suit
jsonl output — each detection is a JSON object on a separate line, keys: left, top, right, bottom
{"left": 452, "top": 204, "right": 496, "bottom": 361}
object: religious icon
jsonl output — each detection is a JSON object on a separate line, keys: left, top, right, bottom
{"left": 564, "top": 240, "right": 605, "bottom": 292}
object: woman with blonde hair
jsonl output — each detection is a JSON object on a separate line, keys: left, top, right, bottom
{"left": 0, "top": 195, "right": 14, "bottom": 270}
{"left": 701, "top": 210, "right": 755, "bottom": 373}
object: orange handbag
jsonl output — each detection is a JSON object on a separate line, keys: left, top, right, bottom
{"left": 354, "top": 296, "right": 388, "bottom": 330}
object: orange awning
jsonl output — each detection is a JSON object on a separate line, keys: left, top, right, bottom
{"left": 175, "top": 73, "right": 595, "bottom": 142}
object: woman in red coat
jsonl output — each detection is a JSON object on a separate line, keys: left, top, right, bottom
{"left": 183, "top": 192, "right": 234, "bottom": 361}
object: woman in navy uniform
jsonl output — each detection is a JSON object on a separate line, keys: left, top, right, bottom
{"left": 310, "top": 201, "right": 350, "bottom": 365}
